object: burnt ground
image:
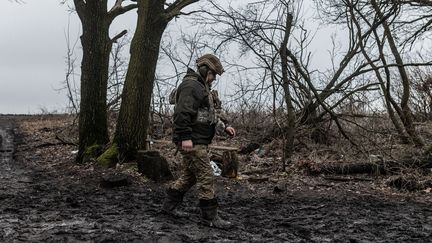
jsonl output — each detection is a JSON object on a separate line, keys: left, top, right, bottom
{"left": 1, "top": 115, "right": 432, "bottom": 242}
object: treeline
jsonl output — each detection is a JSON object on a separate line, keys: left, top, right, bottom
{"left": 65, "top": 0, "right": 432, "bottom": 168}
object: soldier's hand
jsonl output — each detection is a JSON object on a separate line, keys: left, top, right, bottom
{"left": 181, "top": 140, "right": 193, "bottom": 151}
{"left": 225, "top": 126, "right": 236, "bottom": 137}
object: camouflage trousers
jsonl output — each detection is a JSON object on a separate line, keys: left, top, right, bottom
{"left": 170, "top": 145, "right": 215, "bottom": 200}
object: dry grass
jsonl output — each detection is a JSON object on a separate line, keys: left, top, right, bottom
{"left": 12, "top": 112, "right": 432, "bottom": 192}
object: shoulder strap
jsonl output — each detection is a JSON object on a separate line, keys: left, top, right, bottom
{"left": 169, "top": 87, "right": 177, "bottom": 105}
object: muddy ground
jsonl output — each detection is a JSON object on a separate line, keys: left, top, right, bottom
{"left": 1, "top": 115, "right": 432, "bottom": 242}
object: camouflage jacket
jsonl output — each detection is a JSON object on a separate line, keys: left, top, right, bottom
{"left": 172, "top": 68, "right": 228, "bottom": 145}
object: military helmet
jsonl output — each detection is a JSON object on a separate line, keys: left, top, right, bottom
{"left": 196, "top": 54, "right": 224, "bottom": 75}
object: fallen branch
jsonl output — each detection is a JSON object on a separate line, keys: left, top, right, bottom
{"left": 35, "top": 142, "right": 64, "bottom": 149}
{"left": 307, "top": 156, "right": 432, "bottom": 175}
{"left": 323, "top": 176, "right": 373, "bottom": 182}
{"left": 35, "top": 136, "right": 77, "bottom": 149}
{"left": 55, "top": 134, "right": 78, "bottom": 146}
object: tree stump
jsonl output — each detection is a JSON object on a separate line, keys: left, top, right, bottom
{"left": 211, "top": 151, "right": 239, "bottom": 178}
{"left": 136, "top": 150, "right": 173, "bottom": 181}
{"left": 222, "top": 151, "right": 239, "bottom": 178}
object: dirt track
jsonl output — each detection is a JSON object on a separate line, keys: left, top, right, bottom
{"left": 1, "top": 116, "right": 432, "bottom": 242}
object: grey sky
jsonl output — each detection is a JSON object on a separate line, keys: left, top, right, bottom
{"left": 1, "top": 1, "right": 66, "bottom": 113}
{"left": 0, "top": 1, "right": 137, "bottom": 114}
{"left": 0, "top": 0, "right": 341, "bottom": 114}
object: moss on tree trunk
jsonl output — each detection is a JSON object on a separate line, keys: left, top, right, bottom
{"left": 113, "top": 0, "right": 168, "bottom": 160}
{"left": 75, "top": 1, "right": 111, "bottom": 163}
{"left": 82, "top": 144, "right": 104, "bottom": 163}
{"left": 97, "top": 143, "right": 119, "bottom": 167}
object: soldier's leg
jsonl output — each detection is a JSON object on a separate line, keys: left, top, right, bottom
{"left": 162, "top": 151, "right": 196, "bottom": 214}
{"left": 190, "top": 145, "right": 231, "bottom": 228}
{"left": 170, "top": 151, "right": 197, "bottom": 192}
{"left": 190, "top": 145, "right": 214, "bottom": 200}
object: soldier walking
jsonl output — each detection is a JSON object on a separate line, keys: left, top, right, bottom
{"left": 162, "top": 54, "right": 236, "bottom": 228}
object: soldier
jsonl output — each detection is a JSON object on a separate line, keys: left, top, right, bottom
{"left": 162, "top": 54, "right": 236, "bottom": 228}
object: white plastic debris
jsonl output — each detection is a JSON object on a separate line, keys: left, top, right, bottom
{"left": 210, "top": 161, "right": 221, "bottom": 176}
{"left": 71, "top": 150, "right": 78, "bottom": 154}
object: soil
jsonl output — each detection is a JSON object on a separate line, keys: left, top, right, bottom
{"left": 1, "top": 115, "right": 432, "bottom": 242}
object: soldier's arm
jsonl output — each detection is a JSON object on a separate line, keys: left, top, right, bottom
{"left": 214, "top": 107, "right": 236, "bottom": 137}
{"left": 216, "top": 116, "right": 235, "bottom": 137}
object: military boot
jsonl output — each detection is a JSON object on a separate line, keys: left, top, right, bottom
{"left": 199, "top": 198, "right": 232, "bottom": 229}
{"left": 161, "top": 188, "right": 186, "bottom": 217}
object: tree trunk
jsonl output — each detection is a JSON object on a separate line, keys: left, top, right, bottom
{"left": 76, "top": 1, "right": 111, "bottom": 162}
{"left": 114, "top": 0, "right": 168, "bottom": 159}
{"left": 371, "top": 0, "right": 424, "bottom": 147}
{"left": 359, "top": 23, "right": 410, "bottom": 143}
{"left": 280, "top": 13, "right": 296, "bottom": 171}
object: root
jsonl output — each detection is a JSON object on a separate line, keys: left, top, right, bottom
{"left": 97, "top": 143, "right": 119, "bottom": 167}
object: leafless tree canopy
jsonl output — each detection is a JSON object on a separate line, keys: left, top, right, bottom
{"left": 146, "top": 0, "right": 432, "bottom": 153}
{"left": 61, "top": 0, "right": 432, "bottom": 165}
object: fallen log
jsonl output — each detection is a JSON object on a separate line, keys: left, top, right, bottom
{"left": 307, "top": 156, "right": 432, "bottom": 175}
{"left": 323, "top": 176, "right": 373, "bottom": 182}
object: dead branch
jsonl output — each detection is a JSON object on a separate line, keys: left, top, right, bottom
{"left": 111, "top": 30, "right": 127, "bottom": 43}
{"left": 164, "top": 0, "right": 200, "bottom": 21}
{"left": 55, "top": 134, "right": 78, "bottom": 146}
{"left": 323, "top": 176, "right": 373, "bottom": 182}
{"left": 306, "top": 156, "right": 432, "bottom": 176}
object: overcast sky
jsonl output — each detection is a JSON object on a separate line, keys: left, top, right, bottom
{"left": 0, "top": 0, "right": 336, "bottom": 114}
{"left": 0, "top": 1, "right": 137, "bottom": 114}
{"left": 1, "top": 1, "right": 67, "bottom": 114}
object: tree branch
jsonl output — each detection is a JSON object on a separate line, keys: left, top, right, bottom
{"left": 73, "top": 0, "right": 86, "bottom": 20}
{"left": 164, "top": 0, "right": 200, "bottom": 21}
{"left": 111, "top": 30, "right": 128, "bottom": 43}
{"left": 109, "top": 0, "right": 123, "bottom": 12}
{"left": 400, "top": 0, "right": 432, "bottom": 6}
{"left": 108, "top": 3, "right": 138, "bottom": 20}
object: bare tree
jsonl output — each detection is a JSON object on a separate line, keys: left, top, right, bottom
{"left": 279, "top": 3, "right": 296, "bottom": 170}
{"left": 196, "top": 1, "right": 395, "bottom": 155}
{"left": 411, "top": 66, "right": 432, "bottom": 121}
{"left": 351, "top": 4, "right": 411, "bottom": 143}
{"left": 371, "top": 0, "right": 423, "bottom": 146}
{"left": 385, "top": 1, "right": 432, "bottom": 63}
{"left": 72, "top": 0, "right": 138, "bottom": 163}
{"left": 107, "top": 35, "right": 130, "bottom": 112}
{"left": 314, "top": 0, "right": 432, "bottom": 148}
{"left": 99, "top": 0, "right": 200, "bottom": 164}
